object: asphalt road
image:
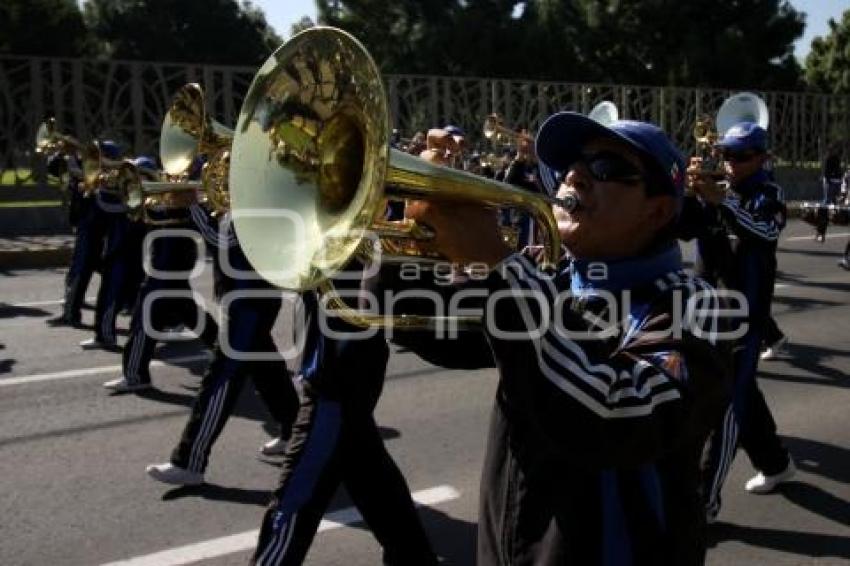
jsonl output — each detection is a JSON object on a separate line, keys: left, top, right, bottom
{"left": 1, "top": 220, "right": 848, "bottom": 566}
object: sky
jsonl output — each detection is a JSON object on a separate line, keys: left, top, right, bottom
{"left": 258, "top": 0, "right": 849, "bottom": 61}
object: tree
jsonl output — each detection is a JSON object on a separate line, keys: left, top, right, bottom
{"left": 568, "top": 0, "right": 805, "bottom": 89}
{"left": 805, "top": 10, "right": 850, "bottom": 94}
{"left": 316, "top": 0, "right": 586, "bottom": 79}
{"left": 316, "top": 0, "right": 805, "bottom": 90}
{"left": 82, "top": 0, "right": 282, "bottom": 65}
{"left": 0, "top": 0, "right": 95, "bottom": 57}
{"left": 290, "top": 16, "right": 316, "bottom": 37}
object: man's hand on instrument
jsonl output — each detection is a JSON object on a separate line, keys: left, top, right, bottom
{"left": 687, "top": 157, "right": 725, "bottom": 204}
{"left": 404, "top": 200, "right": 510, "bottom": 266}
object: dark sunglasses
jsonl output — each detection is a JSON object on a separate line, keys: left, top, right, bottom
{"left": 723, "top": 151, "right": 759, "bottom": 163}
{"left": 557, "top": 151, "right": 645, "bottom": 185}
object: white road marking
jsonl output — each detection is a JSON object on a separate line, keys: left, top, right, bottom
{"left": 0, "top": 353, "right": 210, "bottom": 387}
{"left": 785, "top": 231, "right": 850, "bottom": 242}
{"left": 99, "top": 485, "right": 461, "bottom": 566}
{"left": 5, "top": 297, "right": 94, "bottom": 308}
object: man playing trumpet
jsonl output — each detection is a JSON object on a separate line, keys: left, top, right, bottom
{"left": 400, "top": 114, "right": 732, "bottom": 564}
{"left": 686, "top": 122, "right": 795, "bottom": 523}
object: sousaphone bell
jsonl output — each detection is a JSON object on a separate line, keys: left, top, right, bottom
{"left": 229, "top": 27, "right": 571, "bottom": 328}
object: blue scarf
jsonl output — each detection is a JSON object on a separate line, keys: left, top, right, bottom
{"left": 568, "top": 243, "right": 682, "bottom": 297}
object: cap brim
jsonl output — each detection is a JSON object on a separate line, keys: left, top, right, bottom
{"left": 536, "top": 112, "right": 650, "bottom": 172}
{"left": 715, "top": 138, "right": 753, "bottom": 152}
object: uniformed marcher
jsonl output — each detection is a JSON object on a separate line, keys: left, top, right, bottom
{"left": 144, "top": 202, "right": 299, "bottom": 484}
{"left": 79, "top": 142, "right": 142, "bottom": 351}
{"left": 103, "top": 167, "right": 217, "bottom": 392}
{"left": 399, "top": 113, "right": 733, "bottom": 565}
{"left": 814, "top": 147, "right": 842, "bottom": 242}
{"left": 688, "top": 122, "right": 796, "bottom": 523}
{"left": 252, "top": 280, "right": 438, "bottom": 566}
{"left": 46, "top": 150, "right": 107, "bottom": 328}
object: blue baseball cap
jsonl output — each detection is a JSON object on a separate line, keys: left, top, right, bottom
{"left": 131, "top": 156, "right": 158, "bottom": 170}
{"left": 130, "top": 156, "right": 159, "bottom": 180}
{"left": 536, "top": 112, "right": 685, "bottom": 199}
{"left": 716, "top": 121, "right": 767, "bottom": 153}
{"left": 98, "top": 140, "right": 122, "bottom": 160}
{"left": 443, "top": 125, "right": 465, "bottom": 138}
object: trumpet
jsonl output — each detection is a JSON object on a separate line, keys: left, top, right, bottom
{"left": 35, "top": 118, "right": 82, "bottom": 156}
{"left": 80, "top": 140, "right": 126, "bottom": 195}
{"left": 117, "top": 162, "right": 200, "bottom": 225}
{"left": 688, "top": 92, "right": 769, "bottom": 197}
{"left": 229, "top": 27, "right": 574, "bottom": 329}
{"left": 483, "top": 114, "right": 531, "bottom": 146}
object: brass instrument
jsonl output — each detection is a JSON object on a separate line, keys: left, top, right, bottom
{"left": 160, "top": 83, "right": 233, "bottom": 175}
{"left": 81, "top": 140, "right": 125, "bottom": 195}
{"left": 483, "top": 114, "right": 529, "bottom": 146}
{"left": 35, "top": 118, "right": 82, "bottom": 156}
{"left": 692, "top": 113, "right": 722, "bottom": 182}
{"left": 159, "top": 83, "right": 234, "bottom": 215}
{"left": 588, "top": 100, "right": 619, "bottom": 126}
{"left": 688, "top": 92, "right": 770, "bottom": 196}
{"left": 117, "top": 162, "right": 199, "bottom": 225}
{"left": 229, "top": 27, "right": 570, "bottom": 329}
{"left": 391, "top": 129, "right": 426, "bottom": 155}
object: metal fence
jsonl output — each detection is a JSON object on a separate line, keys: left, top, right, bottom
{"left": 2, "top": 54, "right": 848, "bottom": 183}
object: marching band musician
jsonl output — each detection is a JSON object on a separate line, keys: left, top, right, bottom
{"left": 103, "top": 158, "right": 218, "bottom": 392}
{"left": 144, "top": 189, "right": 299, "bottom": 485}
{"left": 250, "top": 135, "right": 481, "bottom": 564}
{"left": 814, "top": 146, "right": 843, "bottom": 242}
{"left": 397, "top": 113, "right": 732, "bottom": 565}
{"left": 79, "top": 142, "right": 143, "bottom": 351}
{"left": 252, "top": 288, "right": 438, "bottom": 566}
{"left": 687, "top": 122, "right": 796, "bottom": 523}
{"left": 419, "top": 125, "right": 465, "bottom": 168}
{"left": 45, "top": 147, "right": 107, "bottom": 328}
{"left": 840, "top": 171, "right": 850, "bottom": 270}
{"left": 496, "top": 128, "right": 544, "bottom": 248}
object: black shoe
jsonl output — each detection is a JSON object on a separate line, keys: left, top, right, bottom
{"left": 47, "top": 314, "right": 82, "bottom": 328}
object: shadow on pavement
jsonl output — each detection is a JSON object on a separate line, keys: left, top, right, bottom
{"left": 771, "top": 294, "right": 843, "bottom": 313}
{"left": 0, "top": 302, "right": 51, "bottom": 319}
{"left": 780, "top": 342, "right": 849, "bottom": 383}
{"left": 778, "top": 481, "right": 850, "bottom": 527}
{"left": 783, "top": 436, "right": 850, "bottom": 485}
{"left": 707, "top": 520, "right": 850, "bottom": 559}
{"left": 418, "top": 505, "right": 477, "bottom": 566}
{"left": 0, "top": 342, "right": 15, "bottom": 375}
{"left": 775, "top": 270, "right": 850, "bottom": 293}
{"left": 162, "top": 483, "right": 271, "bottom": 507}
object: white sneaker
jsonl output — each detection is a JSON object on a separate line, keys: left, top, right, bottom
{"left": 760, "top": 336, "right": 789, "bottom": 361}
{"left": 102, "top": 377, "right": 152, "bottom": 393}
{"left": 260, "top": 436, "right": 288, "bottom": 456}
{"left": 146, "top": 463, "right": 204, "bottom": 486}
{"left": 745, "top": 459, "right": 796, "bottom": 494}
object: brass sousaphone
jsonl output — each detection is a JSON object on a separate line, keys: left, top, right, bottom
{"left": 117, "top": 83, "right": 236, "bottom": 224}
{"left": 158, "top": 83, "right": 234, "bottom": 215}
{"left": 229, "top": 27, "right": 573, "bottom": 328}
{"left": 588, "top": 100, "right": 619, "bottom": 126}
